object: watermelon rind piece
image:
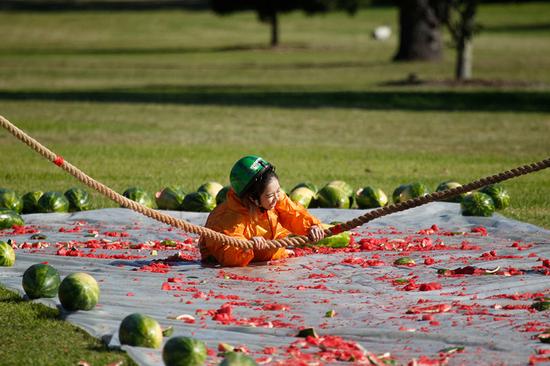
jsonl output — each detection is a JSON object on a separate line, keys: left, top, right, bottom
{"left": 394, "top": 257, "right": 415, "bottom": 266}
{"left": 219, "top": 351, "right": 259, "bottom": 366}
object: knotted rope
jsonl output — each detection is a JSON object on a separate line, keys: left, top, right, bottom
{"left": 1, "top": 115, "right": 549, "bottom": 250}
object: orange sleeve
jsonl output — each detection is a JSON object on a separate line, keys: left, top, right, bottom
{"left": 202, "top": 211, "right": 255, "bottom": 267}
{"left": 275, "top": 193, "right": 321, "bottom": 235}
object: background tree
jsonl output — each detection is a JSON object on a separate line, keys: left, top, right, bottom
{"left": 440, "top": 0, "right": 479, "bottom": 80}
{"left": 211, "top": 0, "right": 359, "bottom": 47}
{"left": 393, "top": 0, "right": 448, "bottom": 61}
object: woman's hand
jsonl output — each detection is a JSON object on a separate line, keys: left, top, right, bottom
{"left": 307, "top": 225, "right": 325, "bottom": 242}
{"left": 251, "top": 236, "right": 269, "bottom": 250}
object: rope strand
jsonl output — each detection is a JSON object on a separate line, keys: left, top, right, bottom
{"left": 1, "top": 115, "right": 549, "bottom": 249}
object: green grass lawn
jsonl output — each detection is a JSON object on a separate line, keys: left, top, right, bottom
{"left": 0, "top": 286, "right": 136, "bottom": 365}
{"left": 0, "top": 3, "right": 549, "bottom": 363}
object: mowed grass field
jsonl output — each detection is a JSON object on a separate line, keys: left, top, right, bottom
{"left": 0, "top": 4, "right": 549, "bottom": 227}
{"left": 0, "top": 5, "right": 549, "bottom": 363}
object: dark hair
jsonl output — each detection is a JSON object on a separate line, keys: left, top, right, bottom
{"left": 242, "top": 168, "right": 278, "bottom": 205}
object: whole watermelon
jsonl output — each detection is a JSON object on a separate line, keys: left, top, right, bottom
{"left": 0, "top": 189, "right": 23, "bottom": 213}
{"left": 119, "top": 313, "right": 163, "bottom": 349}
{"left": 182, "top": 192, "right": 216, "bottom": 212}
{"left": 0, "top": 241, "right": 16, "bottom": 266}
{"left": 394, "top": 183, "right": 430, "bottom": 203}
{"left": 480, "top": 184, "right": 510, "bottom": 210}
{"left": 197, "top": 182, "right": 224, "bottom": 199}
{"left": 22, "top": 191, "right": 43, "bottom": 214}
{"left": 58, "top": 272, "right": 100, "bottom": 311}
{"left": 326, "top": 180, "right": 354, "bottom": 207}
{"left": 392, "top": 184, "right": 408, "bottom": 204}
{"left": 64, "top": 188, "right": 91, "bottom": 211}
{"left": 289, "top": 187, "right": 316, "bottom": 208}
{"left": 0, "top": 210, "right": 24, "bottom": 229}
{"left": 155, "top": 186, "right": 186, "bottom": 210}
{"left": 219, "top": 351, "right": 259, "bottom": 366}
{"left": 355, "top": 187, "right": 388, "bottom": 209}
{"left": 22, "top": 263, "right": 61, "bottom": 299}
{"left": 316, "top": 186, "right": 350, "bottom": 209}
{"left": 435, "top": 181, "right": 464, "bottom": 203}
{"left": 461, "top": 192, "right": 495, "bottom": 217}
{"left": 122, "top": 187, "right": 155, "bottom": 208}
{"left": 291, "top": 182, "right": 318, "bottom": 194}
{"left": 162, "top": 336, "right": 207, "bottom": 366}
{"left": 216, "top": 186, "right": 231, "bottom": 205}
{"left": 37, "top": 191, "right": 70, "bottom": 213}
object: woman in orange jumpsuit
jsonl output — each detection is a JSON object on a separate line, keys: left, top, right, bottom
{"left": 199, "top": 155, "right": 325, "bottom": 267}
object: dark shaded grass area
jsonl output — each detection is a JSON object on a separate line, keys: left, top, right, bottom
{"left": 1, "top": 88, "right": 549, "bottom": 112}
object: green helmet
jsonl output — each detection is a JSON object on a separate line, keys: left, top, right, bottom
{"left": 230, "top": 155, "right": 274, "bottom": 197}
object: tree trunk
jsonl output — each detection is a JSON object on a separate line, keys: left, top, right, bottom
{"left": 456, "top": 38, "right": 473, "bottom": 80}
{"left": 269, "top": 12, "right": 279, "bottom": 47}
{"left": 393, "top": 0, "right": 443, "bottom": 61}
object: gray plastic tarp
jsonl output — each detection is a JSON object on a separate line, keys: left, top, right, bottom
{"left": 1, "top": 203, "right": 549, "bottom": 365}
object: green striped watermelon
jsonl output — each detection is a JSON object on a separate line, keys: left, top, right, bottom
{"left": 461, "top": 192, "right": 495, "bottom": 217}
{"left": 119, "top": 313, "right": 163, "bottom": 348}
{"left": 155, "top": 186, "right": 186, "bottom": 210}
{"left": 22, "top": 263, "right": 61, "bottom": 299}
{"left": 0, "top": 210, "right": 24, "bottom": 229}
{"left": 182, "top": 192, "right": 216, "bottom": 212}
{"left": 355, "top": 187, "right": 388, "bottom": 208}
{"left": 163, "top": 336, "right": 207, "bottom": 366}
{"left": 220, "top": 352, "right": 258, "bottom": 366}
{"left": 435, "top": 181, "right": 464, "bottom": 203}
{"left": 22, "top": 191, "right": 44, "bottom": 213}
{"left": 0, "top": 189, "right": 23, "bottom": 213}
{"left": 37, "top": 191, "right": 70, "bottom": 213}
{"left": 58, "top": 272, "right": 100, "bottom": 311}
{"left": 64, "top": 188, "right": 91, "bottom": 211}
{"left": 0, "top": 241, "right": 15, "bottom": 266}
{"left": 216, "top": 186, "right": 231, "bottom": 205}
{"left": 316, "top": 186, "right": 350, "bottom": 209}
{"left": 480, "top": 184, "right": 510, "bottom": 210}
{"left": 122, "top": 187, "right": 155, "bottom": 208}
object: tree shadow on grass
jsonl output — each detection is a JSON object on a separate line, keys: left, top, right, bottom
{"left": 0, "top": 44, "right": 274, "bottom": 56}
{"left": 0, "top": 85, "right": 549, "bottom": 112}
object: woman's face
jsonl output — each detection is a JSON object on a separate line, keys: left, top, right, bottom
{"left": 259, "top": 178, "right": 281, "bottom": 210}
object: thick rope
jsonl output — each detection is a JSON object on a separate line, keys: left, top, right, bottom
{"left": 1, "top": 115, "right": 549, "bottom": 250}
